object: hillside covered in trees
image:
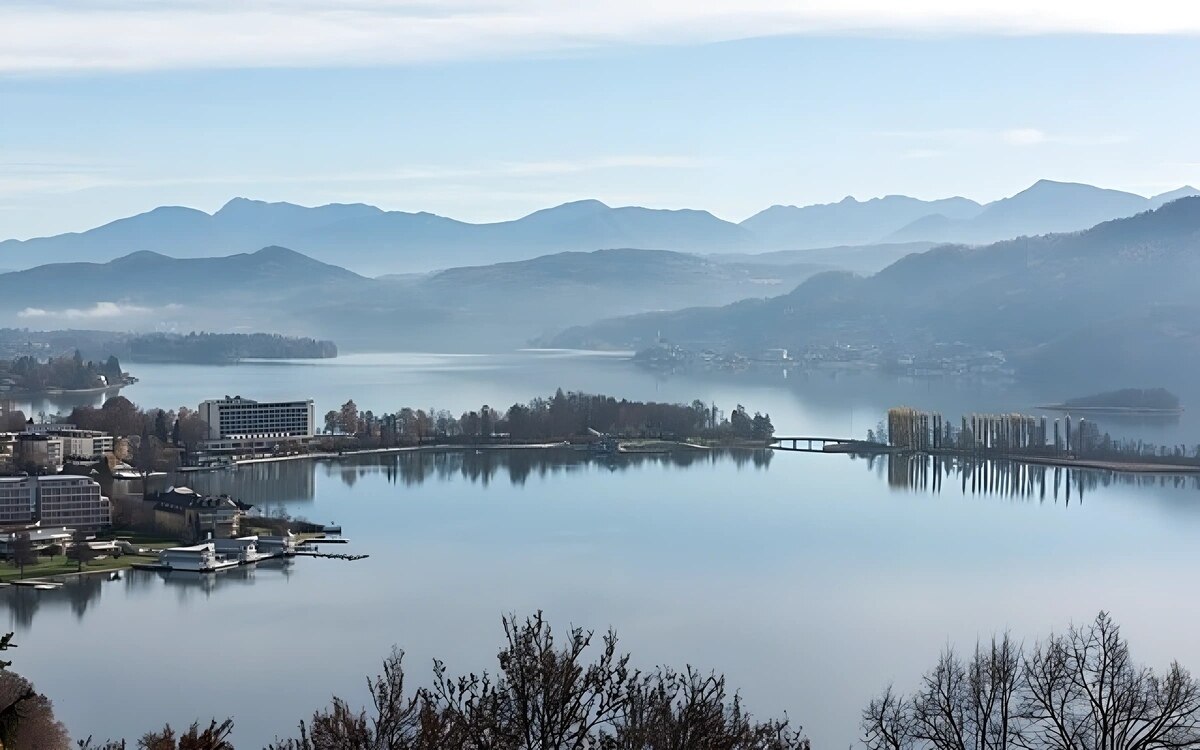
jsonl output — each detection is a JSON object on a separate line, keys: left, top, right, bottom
{"left": 324, "top": 389, "right": 775, "bottom": 444}
{"left": 123, "top": 332, "right": 336, "bottom": 362}
{"left": 0, "top": 329, "right": 336, "bottom": 364}
{"left": 548, "top": 197, "right": 1200, "bottom": 390}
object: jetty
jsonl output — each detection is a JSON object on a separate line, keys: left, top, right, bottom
{"left": 770, "top": 406, "right": 1200, "bottom": 475}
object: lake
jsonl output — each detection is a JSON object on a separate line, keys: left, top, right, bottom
{"left": 8, "top": 350, "right": 1197, "bottom": 445}
{"left": 5, "top": 352, "right": 1200, "bottom": 747}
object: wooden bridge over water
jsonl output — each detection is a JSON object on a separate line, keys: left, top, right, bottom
{"left": 770, "top": 436, "right": 881, "bottom": 453}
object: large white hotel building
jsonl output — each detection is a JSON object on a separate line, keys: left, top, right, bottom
{"left": 197, "top": 396, "right": 315, "bottom": 457}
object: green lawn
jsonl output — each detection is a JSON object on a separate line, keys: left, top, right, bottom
{"left": 0, "top": 554, "right": 153, "bottom": 582}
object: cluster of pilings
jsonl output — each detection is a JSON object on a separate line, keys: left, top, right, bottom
{"left": 888, "top": 407, "right": 948, "bottom": 451}
{"left": 965, "top": 413, "right": 1048, "bottom": 454}
{"left": 887, "top": 406, "right": 1097, "bottom": 457}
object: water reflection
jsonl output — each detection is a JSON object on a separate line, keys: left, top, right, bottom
{"left": 2, "top": 573, "right": 107, "bottom": 629}
{"left": 186, "top": 447, "right": 774, "bottom": 501}
{"left": 155, "top": 558, "right": 297, "bottom": 600}
{"left": 859, "top": 452, "right": 1200, "bottom": 506}
{"left": 0, "top": 562, "right": 300, "bottom": 629}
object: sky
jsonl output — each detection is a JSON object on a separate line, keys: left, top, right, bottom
{"left": 1, "top": 1, "right": 1198, "bottom": 238}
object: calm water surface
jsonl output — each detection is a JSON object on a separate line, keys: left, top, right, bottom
{"left": 5, "top": 352, "right": 1200, "bottom": 747}
{"left": 10, "top": 350, "right": 1197, "bottom": 444}
{"left": 7, "top": 449, "right": 1200, "bottom": 747}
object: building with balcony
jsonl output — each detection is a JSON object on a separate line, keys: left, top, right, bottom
{"left": 197, "top": 396, "right": 315, "bottom": 458}
{"left": 24, "top": 424, "right": 113, "bottom": 461}
{"left": 14, "top": 433, "right": 63, "bottom": 472}
{"left": 36, "top": 475, "right": 111, "bottom": 530}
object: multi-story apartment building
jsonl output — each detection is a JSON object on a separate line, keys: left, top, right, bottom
{"left": 36, "top": 476, "right": 111, "bottom": 530}
{"left": 197, "top": 396, "right": 315, "bottom": 458}
{"left": 14, "top": 433, "right": 63, "bottom": 472}
{"left": 0, "top": 477, "right": 36, "bottom": 525}
{"left": 24, "top": 424, "right": 114, "bottom": 461}
{"left": 0, "top": 475, "right": 111, "bottom": 531}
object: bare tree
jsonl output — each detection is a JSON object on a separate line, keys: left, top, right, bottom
{"left": 270, "top": 611, "right": 808, "bottom": 750}
{"left": 137, "top": 719, "right": 234, "bottom": 750}
{"left": 863, "top": 613, "right": 1200, "bottom": 750}
{"left": 1021, "top": 611, "right": 1200, "bottom": 750}
{"left": 613, "top": 665, "right": 808, "bottom": 749}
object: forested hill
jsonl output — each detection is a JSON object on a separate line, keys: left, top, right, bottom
{"left": 0, "top": 329, "right": 337, "bottom": 364}
{"left": 547, "top": 197, "right": 1200, "bottom": 389}
{"left": 123, "top": 333, "right": 337, "bottom": 362}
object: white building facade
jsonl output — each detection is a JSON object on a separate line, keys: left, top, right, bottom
{"left": 36, "top": 476, "right": 112, "bottom": 530}
{"left": 197, "top": 396, "right": 315, "bottom": 457}
{"left": 25, "top": 425, "right": 114, "bottom": 461}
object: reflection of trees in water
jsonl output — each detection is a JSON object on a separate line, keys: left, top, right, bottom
{"left": 332, "top": 447, "right": 773, "bottom": 488}
{"left": 175, "top": 449, "right": 772, "bottom": 509}
{"left": 0, "top": 573, "right": 107, "bottom": 629}
{"left": 862, "top": 453, "right": 1200, "bottom": 505}
{"left": 0, "top": 563, "right": 300, "bottom": 629}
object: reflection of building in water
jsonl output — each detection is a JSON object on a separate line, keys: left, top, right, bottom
{"left": 158, "top": 558, "right": 295, "bottom": 598}
{"left": 185, "top": 461, "right": 316, "bottom": 508}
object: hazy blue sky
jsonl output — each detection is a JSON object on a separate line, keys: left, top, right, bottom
{"left": 1, "top": 2, "right": 1198, "bottom": 238}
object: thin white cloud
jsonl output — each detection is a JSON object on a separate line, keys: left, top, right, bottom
{"left": 0, "top": 154, "right": 702, "bottom": 197}
{"left": 1000, "top": 128, "right": 1048, "bottom": 146}
{"left": 2, "top": 1, "right": 1200, "bottom": 73}
{"left": 880, "top": 127, "right": 1128, "bottom": 148}
{"left": 17, "top": 301, "right": 173, "bottom": 319}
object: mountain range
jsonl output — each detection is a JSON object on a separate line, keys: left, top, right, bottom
{"left": 547, "top": 197, "right": 1200, "bottom": 390}
{"left": 0, "top": 246, "right": 829, "bottom": 352}
{"left": 1, "top": 180, "right": 1194, "bottom": 275}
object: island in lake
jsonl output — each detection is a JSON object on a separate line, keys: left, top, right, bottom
{"left": 0, "top": 351, "right": 133, "bottom": 399}
{"left": 1040, "top": 387, "right": 1183, "bottom": 415}
{"left": 0, "top": 329, "right": 337, "bottom": 365}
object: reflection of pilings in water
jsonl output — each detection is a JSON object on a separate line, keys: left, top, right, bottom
{"left": 877, "top": 453, "right": 1200, "bottom": 499}
{"left": 876, "top": 454, "right": 1140, "bottom": 505}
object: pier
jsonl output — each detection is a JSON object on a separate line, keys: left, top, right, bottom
{"left": 770, "top": 436, "right": 871, "bottom": 453}
{"left": 770, "top": 406, "right": 1200, "bottom": 475}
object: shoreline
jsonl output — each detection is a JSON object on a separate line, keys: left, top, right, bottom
{"left": 2, "top": 381, "right": 133, "bottom": 399}
{"left": 1001, "top": 454, "right": 1200, "bottom": 474}
{"left": 1037, "top": 404, "right": 1184, "bottom": 416}
{"left": 175, "top": 439, "right": 758, "bottom": 473}
{"left": 799, "top": 442, "right": 1200, "bottom": 475}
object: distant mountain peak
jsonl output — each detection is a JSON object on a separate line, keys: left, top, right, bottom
{"left": 530, "top": 198, "right": 612, "bottom": 215}
{"left": 111, "top": 249, "right": 173, "bottom": 264}
{"left": 250, "top": 245, "right": 308, "bottom": 260}
{"left": 1152, "top": 186, "right": 1200, "bottom": 205}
